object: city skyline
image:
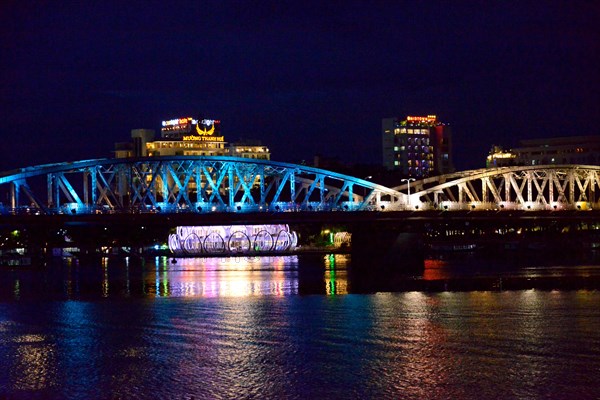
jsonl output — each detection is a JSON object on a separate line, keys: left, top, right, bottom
{"left": 1, "top": 1, "right": 598, "bottom": 172}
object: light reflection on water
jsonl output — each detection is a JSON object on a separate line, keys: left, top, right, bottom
{"left": 423, "top": 254, "right": 600, "bottom": 281}
{"left": 10, "top": 334, "right": 56, "bottom": 391}
{"left": 2, "top": 254, "right": 358, "bottom": 300}
{"left": 324, "top": 254, "right": 350, "bottom": 295}
{"left": 143, "top": 255, "right": 303, "bottom": 297}
{"left": 0, "top": 284, "right": 599, "bottom": 397}
{"left": 2, "top": 252, "right": 600, "bottom": 300}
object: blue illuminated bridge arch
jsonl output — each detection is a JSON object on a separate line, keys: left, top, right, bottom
{"left": 0, "top": 158, "right": 598, "bottom": 215}
{"left": 0, "top": 156, "right": 406, "bottom": 215}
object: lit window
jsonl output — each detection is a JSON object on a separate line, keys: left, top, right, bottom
{"left": 394, "top": 146, "right": 399, "bottom": 151}
{"left": 394, "top": 161, "right": 399, "bottom": 166}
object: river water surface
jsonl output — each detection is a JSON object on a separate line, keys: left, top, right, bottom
{"left": 1, "top": 253, "right": 600, "bottom": 399}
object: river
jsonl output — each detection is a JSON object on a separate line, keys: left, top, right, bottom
{"left": 1, "top": 252, "right": 600, "bottom": 399}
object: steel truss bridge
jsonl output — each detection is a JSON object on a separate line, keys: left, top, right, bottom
{"left": 394, "top": 165, "right": 599, "bottom": 211}
{"left": 0, "top": 157, "right": 598, "bottom": 215}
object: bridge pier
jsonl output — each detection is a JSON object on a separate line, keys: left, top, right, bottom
{"left": 349, "top": 223, "right": 424, "bottom": 271}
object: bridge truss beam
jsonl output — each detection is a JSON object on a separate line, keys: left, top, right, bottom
{"left": 393, "top": 165, "right": 600, "bottom": 211}
{"left": 2, "top": 160, "right": 597, "bottom": 215}
{"left": 0, "top": 156, "right": 404, "bottom": 215}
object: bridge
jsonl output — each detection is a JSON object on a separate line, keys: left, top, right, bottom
{"left": 0, "top": 157, "right": 598, "bottom": 260}
{"left": 0, "top": 156, "right": 403, "bottom": 215}
{"left": 0, "top": 157, "right": 598, "bottom": 215}
{"left": 0, "top": 156, "right": 600, "bottom": 215}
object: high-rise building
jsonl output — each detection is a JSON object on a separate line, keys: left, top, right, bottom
{"left": 382, "top": 115, "right": 453, "bottom": 177}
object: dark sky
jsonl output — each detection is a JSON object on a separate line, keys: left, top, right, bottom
{"left": 1, "top": 1, "right": 598, "bottom": 172}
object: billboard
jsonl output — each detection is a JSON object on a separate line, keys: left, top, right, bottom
{"left": 406, "top": 115, "right": 437, "bottom": 124}
{"left": 161, "top": 117, "right": 223, "bottom": 142}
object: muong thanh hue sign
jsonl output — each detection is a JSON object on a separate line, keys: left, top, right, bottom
{"left": 184, "top": 118, "right": 223, "bottom": 141}
{"left": 183, "top": 135, "right": 224, "bottom": 142}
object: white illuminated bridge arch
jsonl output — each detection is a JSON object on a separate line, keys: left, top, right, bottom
{"left": 393, "top": 165, "right": 600, "bottom": 211}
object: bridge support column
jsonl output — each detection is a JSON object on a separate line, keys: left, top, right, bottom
{"left": 10, "top": 181, "right": 18, "bottom": 209}
{"left": 51, "top": 174, "right": 60, "bottom": 210}
{"left": 350, "top": 224, "right": 423, "bottom": 271}
{"left": 91, "top": 169, "right": 97, "bottom": 207}
{"left": 83, "top": 171, "right": 89, "bottom": 206}
{"left": 47, "top": 174, "right": 53, "bottom": 208}
{"left": 228, "top": 164, "right": 234, "bottom": 208}
{"left": 549, "top": 174, "right": 554, "bottom": 203}
{"left": 569, "top": 171, "right": 575, "bottom": 204}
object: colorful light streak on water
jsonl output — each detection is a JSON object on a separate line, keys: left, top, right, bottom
{"left": 0, "top": 253, "right": 600, "bottom": 398}
{"left": 141, "top": 256, "right": 301, "bottom": 297}
{"left": 324, "top": 254, "right": 350, "bottom": 295}
{"left": 1, "top": 291, "right": 599, "bottom": 398}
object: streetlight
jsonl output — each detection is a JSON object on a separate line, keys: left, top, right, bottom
{"left": 401, "top": 178, "right": 415, "bottom": 206}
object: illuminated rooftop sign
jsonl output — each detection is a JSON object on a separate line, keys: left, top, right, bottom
{"left": 162, "top": 117, "right": 193, "bottom": 127}
{"left": 161, "top": 117, "right": 193, "bottom": 137}
{"left": 195, "top": 119, "right": 220, "bottom": 136}
{"left": 161, "top": 117, "right": 221, "bottom": 127}
{"left": 161, "top": 116, "right": 223, "bottom": 141}
{"left": 406, "top": 115, "right": 437, "bottom": 124}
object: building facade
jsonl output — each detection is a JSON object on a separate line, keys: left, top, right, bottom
{"left": 382, "top": 115, "right": 453, "bottom": 177}
{"left": 228, "top": 140, "right": 270, "bottom": 160}
{"left": 486, "top": 136, "right": 600, "bottom": 168}
{"left": 115, "top": 117, "right": 270, "bottom": 160}
{"left": 486, "top": 145, "right": 517, "bottom": 168}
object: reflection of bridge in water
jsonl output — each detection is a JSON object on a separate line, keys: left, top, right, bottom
{"left": 0, "top": 156, "right": 598, "bottom": 214}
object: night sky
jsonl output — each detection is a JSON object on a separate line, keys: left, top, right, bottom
{"left": 1, "top": 1, "right": 598, "bottom": 172}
